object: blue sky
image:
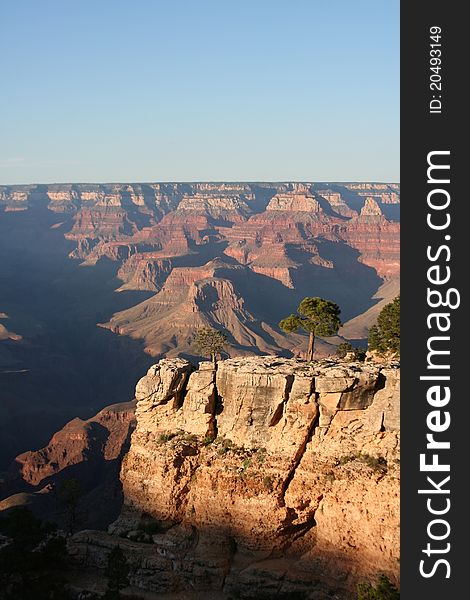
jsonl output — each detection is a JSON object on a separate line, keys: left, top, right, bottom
{"left": 0, "top": 1, "right": 399, "bottom": 184}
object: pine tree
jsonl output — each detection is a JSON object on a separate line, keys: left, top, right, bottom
{"left": 58, "top": 478, "right": 82, "bottom": 535}
{"left": 104, "top": 546, "right": 130, "bottom": 598}
{"left": 193, "top": 327, "right": 228, "bottom": 365}
{"left": 368, "top": 296, "right": 400, "bottom": 356}
{"left": 336, "top": 342, "right": 353, "bottom": 358}
{"left": 279, "top": 297, "right": 341, "bottom": 360}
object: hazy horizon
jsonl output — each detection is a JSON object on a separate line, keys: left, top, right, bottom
{"left": 0, "top": 178, "right": 400, "bottom": 187}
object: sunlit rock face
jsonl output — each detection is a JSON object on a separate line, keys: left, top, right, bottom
{"left": 69, "top": 356, "right": 400, "bottom": 599}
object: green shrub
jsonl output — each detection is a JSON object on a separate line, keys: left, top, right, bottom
{"left": 137, "top": 520, "right": 161, "bottom": 535}
{"left": 357, "top": 574, "right": 399, "bottom": 599}
{"left": 325, "top": 471, "right": 335, "bottom": 483}
{"left": 217, "top": 438, "right": 233, "bottom": 455}
{"left": 353, "top": 347, "right": 367, "bottom": 362}
{"left": 181, "top": 433, "right": 198, "bottom": 443}
{"left": 157, "top": 432, "right": 176, "bottom": 444}
{"left": 336, "top": 342, "right": 366, "bottom": 361}
{"left": 358, "top": 453, "right": 388, "bottom": 472}
{"left": 105, "top": 546, "right": 130, "bottom": 596}
{"left": 337, "top": 452, "right": 387, "bottom": 473}
{"left": 263, "top": 475, "right": 274, "bottom": 491}
{"left": 216, "top": 437, "right": 245, "bottom": 455}
{"left": 256, "top": 447, "right": 267, "bottom": 464}
{"left": 242, "top": 457, "right": 252, "bottom": 470}
{"left": 336, "top": 342, "right": 353, "bottom": 358}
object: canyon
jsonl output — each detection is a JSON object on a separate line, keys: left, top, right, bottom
{"left": 0, "top": 355, "right": 400, "bottom": 598}
{"left": 0, "top": 182, "right": 400, "bottom": 595}
{"left": 0, "top": 181, "right": 399, "bottom": 466}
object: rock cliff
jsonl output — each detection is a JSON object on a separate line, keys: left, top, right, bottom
{"left": 69, "top": 356, "right": 400, "bottom": 599}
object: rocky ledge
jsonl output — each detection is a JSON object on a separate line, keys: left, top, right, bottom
{"left": 69, "top": 356, "right": 400, "bottom": 599}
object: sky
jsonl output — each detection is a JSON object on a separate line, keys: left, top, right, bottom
{"left": 0, "top": 0, "right": 399, "bottom": 184}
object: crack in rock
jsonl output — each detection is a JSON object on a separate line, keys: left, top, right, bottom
{"left": 278, "top": 395, "right": 320, "bottom": 508}
{"left": 269, "top": 374, "right": 295, "bottom": 427}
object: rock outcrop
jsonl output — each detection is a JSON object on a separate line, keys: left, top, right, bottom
{"left": 11, "top": 402, "right": 135, "bottom": 486}
{"left": 0, "top": 402, "right": 136, "bottom": 529}
{"left": 69, "top": 356, "right": 400, "bottom": 599}
{"left": 0, "top": 313, "right": 22, "bottom": 343}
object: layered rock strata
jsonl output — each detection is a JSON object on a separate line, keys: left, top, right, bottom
{"left": 12, "top": 402, "right": 136, "bottom": 486}
{"left": 0, "top": 402, "right": 136, "bottom": 529}
{"left": 69, "top": 356, "right": 400, "bottom": 599}
{"left": 0, "top": 182, "right": 400, "bottom": 366}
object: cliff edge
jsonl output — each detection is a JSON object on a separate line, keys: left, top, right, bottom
{"left": 70, "top": 356, "right": 400, "bottom": 599}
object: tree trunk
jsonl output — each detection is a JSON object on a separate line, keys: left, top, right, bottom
{"left": 212, "top": 353, "right": 217, "bottom": 366}
{"left": 307, "top": 331, "right": 315, "bottom": 361}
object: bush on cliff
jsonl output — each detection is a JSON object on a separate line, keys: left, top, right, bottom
{"left": 336, "top": 342, "right": 366, "bottom": 362}
{"left": 336, "top": 342, "right": 353, "bottom": 357}
{"left": 58, "top": 477, "right": 83, "bottom": 535}
{"left": 357, "top": 573, "right": 400, "bottom": 599}
{"left": 0, "top": 507, "right": 71, "bottom": 599}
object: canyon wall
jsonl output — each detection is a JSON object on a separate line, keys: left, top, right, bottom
{"left": 0, "top": 402, "right": 136, "bottom": 530}
{"left": 70, "top": 356, "right": 400, "bottom": 599}
{"left": 0, "top": 181, "right": 400, "bottom": 361}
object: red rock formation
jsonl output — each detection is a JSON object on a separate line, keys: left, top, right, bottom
{"left": 68, "top": 207, "right": 136, "bottom": 239}
{"left": 0, "top": 182, "right": 400, "bottom": 358}
{"left": 117, "top": 255, "right": 174, "bottom": 291}
{"left": 338, "top": 198, "right": 400, "bottom": 278}
{"left": 102, "top": 260, "right": 293, "bottom": 357}
{"left": 0, "top": 318, "right": 22, "bottom": 342}
{"left": 316, "top": 188, "right": 358, "bottom": 217}
{"left": 0, "top": 402, "right": 136, "bottom": 529}
{"left": 265, "top": 190, "right": 324, "bottom": 213}
{"left": 11, "top": 402, "right": 135, "bottom": 487}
